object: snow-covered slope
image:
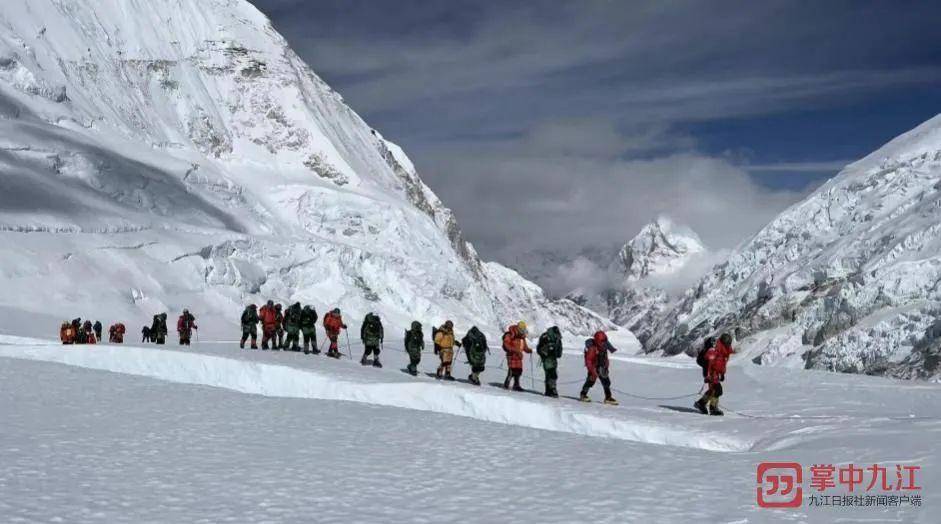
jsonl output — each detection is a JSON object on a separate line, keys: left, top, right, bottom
{"left": 568, "top": 218, "right": 706, "bottom": 348}
{"left": 0, "top": 0, "right": 627, "bottom": 343}
{"left": 3, "top": 336, "right": 939, "bottom": 522}
{"left": 647, "top": 114, "right": 941, "bottom": 379}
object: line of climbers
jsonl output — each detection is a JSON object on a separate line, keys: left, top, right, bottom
{"left": 140, "top": 310, "right": 198, "bottom": 346}
{"left": 59, "top": 318, "right": 103, "bottom": 344}
{"left": 61, "top": 310, "right": 196, "bottom": 347}
{"left": 239, "top": 304, "right": 621, "bottom": 404}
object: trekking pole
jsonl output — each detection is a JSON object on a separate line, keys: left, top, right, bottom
{"left": 344, "top": 330, "right": 352, "bottom": 359}
{"left": 529, "top": 352, "right": 535, "bottom": 389}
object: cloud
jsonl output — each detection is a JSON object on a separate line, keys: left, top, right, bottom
{"left": 416, "top": 120, "right": 806, "bottom": 262}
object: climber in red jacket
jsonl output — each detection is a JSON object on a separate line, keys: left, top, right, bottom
{"left": 323, "top": 308, "right": 347, "bottom": 358}
{"left": 579, "top": 330, "right": 618, "bottom": 405}
{"left": 259, "top": 300, "right": 279, "bottom": 350}
{"left": 695, "top": 332, "right": 734, "bottom": 416}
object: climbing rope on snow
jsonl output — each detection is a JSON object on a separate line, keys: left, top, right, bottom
{"left": 610, "top": 384, "right": 705, "bottom": 401}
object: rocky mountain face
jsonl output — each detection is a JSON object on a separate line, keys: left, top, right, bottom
{"left": 0, "top": 0, "right": 627, "bottom": 343}
{"left": 646, "top": 114, "right": 941, "bottom": 380}
{"left": 567, "top": 218, "right": 706, "bottom": 347}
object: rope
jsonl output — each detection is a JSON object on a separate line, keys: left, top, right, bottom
{"left": 610, "top": 385, "right": 704, "bottom": 401}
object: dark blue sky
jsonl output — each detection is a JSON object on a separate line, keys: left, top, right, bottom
{"left": 253, "top": 0, "right": 941, "bottom": 261}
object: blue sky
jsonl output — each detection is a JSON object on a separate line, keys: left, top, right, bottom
{"left": 253, "top": 0, "right": 941, "bottom": 263}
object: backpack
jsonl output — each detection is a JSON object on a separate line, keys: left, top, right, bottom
{"left": 696, "top": 337, "right": 716, "bottom": 369}
{"left": 363, "top": 315, "right": 382, "bottom": 340}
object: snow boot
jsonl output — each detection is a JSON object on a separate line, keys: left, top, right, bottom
{"left": 435, "top": 369, "right": 443, "bottom": 380}
{"left": 240, "top": 342, "right": 245, "bottom": 349}
{"left": 468, "top": 374, "right": 480, "bottom": 386}
{"left": 503, "top": 378, "right": 511, "bottom": 389}
{"left": 603, "top": 397, "right": 619, "bottom": 406}
{"left": 372, "top": 359, "right": 382, "bottom": 368}
{"left": 694, "top": 398, "right": 708, "bottom": 415}
{"left": 709, "top": 407, "right": 724, "bottom": 416}
{"left": 408, "top": 367, "right": 418, "bottom": 377}
{"left": 578, "top": 393, "right": 591, "bottom": 403}
{"left": 360, "top": 356, "right": 370, "bottom": 366}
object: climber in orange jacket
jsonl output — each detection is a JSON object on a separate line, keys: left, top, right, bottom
{"left": 502, "top": 321, "right": 532, "bottom": 391}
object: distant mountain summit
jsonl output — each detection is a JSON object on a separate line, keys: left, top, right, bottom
{"left": 566, "top": 217, "right": 706, "bottom": 347}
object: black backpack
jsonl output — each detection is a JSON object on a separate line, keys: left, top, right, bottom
{"left": 697, "top": 337, "right": 716, "bottom": 369}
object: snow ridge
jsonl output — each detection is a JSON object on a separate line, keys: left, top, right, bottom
{"left": 0, "top": 341, "right": 748, "bottom": 452}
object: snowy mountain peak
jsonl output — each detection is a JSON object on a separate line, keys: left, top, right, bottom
{"left": 0, "top": 0, "right": 630, "bottom": 345}
{"left": 645, "top": 113, "right": 941, "bottom": 379}
{"left": 618, "top": 217, "right": 705, "bottom": 280}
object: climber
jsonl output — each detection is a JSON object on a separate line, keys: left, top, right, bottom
{"left": 536, "top": 325, "right": 564, "bottom": 397}
{"left": 695, "top": 333, "right": 734, "bottom": 416}
{"left": 93, "top": 320, "right": 103, "bottom": 343}
{"left": 83, "top": 320, "right": 97, "bottom": 344}
{"left": 109, "top": 323, "right": 126, "bottom": 344}
{"left": 151, "top": 313, "right": 168, "bottom": 344}
{"left": 360, "top": 312, "right": 384, "bottom": 367}
{"left": 72, "top": 318, "right": 84, "bottom": 344}
{"left": 323, "top": 308, "right": 347, "bottom": 358}
{"left": 60, "top": 321, "right": 74, "bottom": 344}
{"left": 258, "top": 300, "right": 279, "bottom": 350}
{"left": 142, "top": 325, "right": 152, "bottom": 343}
{"left": 434, "top": 320, "right": 461, "bottom": 380}
{"left": 404, "top": 321, "right": 424, "bottom": 375}
{"left": 461, "top": 326, "right": 488, "bottom": 385}
{"left": 281, "top": 302, "right": 302, "bottom": 351}
{"left": 579, "top": 330, "right": 618, "bottom": 405}
{"left": 300, "top": 305, "right": 318, "bottom": 354}
{"left": 274, "top": 303, "right": 285, "bottom": 349}
{"left": 177, "top": 309, "right": 197, "bottom": 346}
{"left": 502, "top": 321, "right": 532, "bottom": 391}
{"left": 240, "top": 304, "right": 260, "bottom": 349}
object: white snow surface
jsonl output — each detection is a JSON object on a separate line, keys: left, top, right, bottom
{"left": 0, "top": 0, "right": 627, "bottom": 346}
{"left": 648, "top": 114, "right": 941, "bottom": 379}
{"left": 1, "top": 335, "right": 938, "bottom": 522}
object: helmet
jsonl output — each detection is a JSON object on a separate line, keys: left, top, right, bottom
{"left": 719, "top": 333, "right": 733, "bottom": 346}
{"left": 444, "top": 320, "right": 453, "bottom": 329}
{"left": 249, "top": 304, "right": 257, "bottom": 309}
{"left": 333, "top": 308, "right": 341, "bottom": 314}
{"left": 275, "top": 303, "right": 282, "bottom": 310}
{"left": 183, "top": 309, "right": 189, "bottom": 314}
{"left": 703, "top": 336, "right": 716, "bottom": 350}
{"left": 267, "top": 300, "right": 274, "bottom": 307}
{"left": 411, "top": 321, "right": 422, "bottom": 330}
{"left": 517, "top": 321, "right": 527, "bottom": 334}
{"left": 593, "top": 331, "right": 607, "bottom": 345}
